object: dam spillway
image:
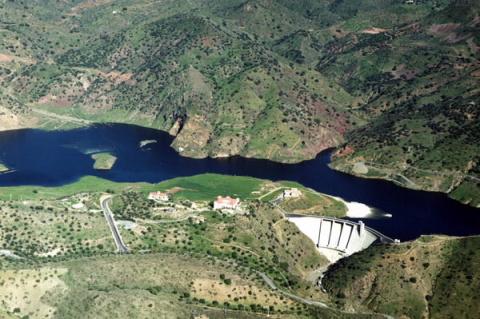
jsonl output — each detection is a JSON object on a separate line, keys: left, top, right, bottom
{"left": 286, "top": 214, "right": 395, "bottom": 262}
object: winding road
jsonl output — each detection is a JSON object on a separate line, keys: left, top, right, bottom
{"left": 101, "top": 196, "right": 130, "bottom": 253}
{"left": 96, "top": 195, "right": 394, "bottom": 317}
{"left": 255, "top": 270, "right": 394, "bottom": 318}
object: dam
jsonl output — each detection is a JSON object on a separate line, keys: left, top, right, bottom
{"left": 286, "top": 214, "right": 396, "bottom": 262}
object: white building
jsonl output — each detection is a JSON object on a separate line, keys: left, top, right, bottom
{"left": 213, "top": 196, "right": 240, "bottom": 210}
{"left": 148, "top": 191, "right": 169, "bottom": 201}
{"left": 283, "top": 188, "right": 302, "bottom": 198}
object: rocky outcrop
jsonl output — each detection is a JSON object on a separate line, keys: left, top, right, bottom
{"left": 168, "top": 118, "right": 183, "bottom": 136}
{"left": 171, "top": 115, "right": 212, "bottom": 158}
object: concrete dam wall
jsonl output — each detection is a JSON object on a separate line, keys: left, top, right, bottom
{"left": 287, "top": 215, "right": 394, "bottom": 262}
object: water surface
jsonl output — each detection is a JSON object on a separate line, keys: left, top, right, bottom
{"left": 0, "top": 124, "right": 479, "bottom": 241}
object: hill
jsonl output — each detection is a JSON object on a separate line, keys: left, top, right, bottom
{"left": 322, "top": 235, "right": 480, "bottom": 319}
{"left": 0, "top": 0, "right": 478, "bottom": 201}
{"left": 323, "top": 1, "right": 480, "bottom": 205}
{"left": 0, "top": 174, "right": 378, "bottom": 319}
{"left": 0, "top": 174, "right": 478, "bottom": 318}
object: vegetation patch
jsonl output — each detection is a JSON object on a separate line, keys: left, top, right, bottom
{"left": 279, "top": 191, "right": 347, "bottom": 218}
{"left": 0, "top": 267, "right": 68, "bottom": 318}
{"left": 91, "top": 152, "right": 117, "bottom": 170}
{"left": 0, "top": 163, "right": 9, "bottom": 172}
{"left": 0, "top": 195, "right": 115, "bottom": 258}
{"left": 323, "top": 235, "right": 480, "bottom": 318}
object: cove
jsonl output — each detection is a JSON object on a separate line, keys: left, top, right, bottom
{"left": 0, "top": 123, "right": 479, "bottom": 241}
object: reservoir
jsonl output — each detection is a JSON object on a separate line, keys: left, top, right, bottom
{"left": 0, "top": 123, "right": 479, "bottom": 241}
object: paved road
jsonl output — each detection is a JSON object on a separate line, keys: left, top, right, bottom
{"left": 101, "top": 196, "right": 130, "bottom": 253}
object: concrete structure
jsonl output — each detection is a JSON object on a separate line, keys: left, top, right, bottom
{"left": 214, "top": 196, "right": 240, "bottom": 210}
{"left": 148, "top": 191, "right": 169, "bottom": 201}
{"left": 287, "top": 215, "right": 395, "bottom": 262}
{"left": 283, "top": 188, "right": 302, "bottom": 198}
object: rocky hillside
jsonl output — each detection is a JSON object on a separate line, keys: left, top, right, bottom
{"left": 0, "top": 0, "right": 361, "bottom": 163}
{"left": 322, "top": 235, "right": 480, "bottom": 319}
{"left": 0, "top": 0, "right": 479, "bottom": 197}
{"left": 328, "top": 1, "right": 480, "bottom": 206}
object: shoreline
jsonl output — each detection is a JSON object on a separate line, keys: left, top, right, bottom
{"left": 328, "top": 160, "right": 480, "bottom": 208}
{"left": 1, "top": 120, "right": 325, "bottom": 164}
{"left": 0, "top": 122, "right": 476, "bottom": 208}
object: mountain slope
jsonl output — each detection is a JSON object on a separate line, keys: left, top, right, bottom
{"left": 0, "top": 0, "right": 478, "bottom": 200}
{"left": 0, "top": 0, "right": 360, "bottom": 162}
{"left": 322, "top": 235, "right": 480, "bottom": 319}
{"left": 328, "top": 1, "right": 480, "bottom": 205}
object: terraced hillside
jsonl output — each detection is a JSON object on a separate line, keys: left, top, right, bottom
{"left": 0, "top": 0, "right": 479, "bottom": 201}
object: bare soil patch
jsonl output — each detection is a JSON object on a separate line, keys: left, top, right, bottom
{"left": 0, "top": 106, "right": 24, "bottom": 131}
{"left": 0, "top": 53, "right": 35, "bottom": 64}
{"left": 71, "top": 0, "right": 117, "bottom": 12}
{"left": 467, "top": 38, "right": 479, "bottom": 54}
{"left": 445, "top": 32, "right": 471, "bottom": 44}
{"left": 468, "top": 15, "right": 480, "bottom": 28}
{"left": 333, "top": 146, "right": 355, "bottom": 158}
{"left": 471, "top": 69, "right": 480, "bottom": 77}
{"left": 352, "top": 162, "right": 368, "bottom": 174}
{"left": 0, "top": 268, "right": 68, "bottom": 319}
{"left": 362, "top": 27, "right": 390, "bottom": 34}
{"left": 428, "top": 23, "right": 460, "bottom": 36}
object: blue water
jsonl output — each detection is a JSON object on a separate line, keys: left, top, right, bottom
{"left": 0, "top": 123, "right": 479, "bottom": 241}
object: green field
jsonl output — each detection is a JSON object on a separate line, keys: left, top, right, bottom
{"left": 279, "top": 191, "right": 347, "bottom": 218}
{"left": 1, "top": 174, "right": 262, "bottom": 201}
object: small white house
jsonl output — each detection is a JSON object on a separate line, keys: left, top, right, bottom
{"left": 283, "top": 188, "right": 302, "bottom": 198}
{"left": 148, "top": 191, "right": 169, "bottom": 201}
{"left": 213, "top": 196, "right": 240, "bottom": 210}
